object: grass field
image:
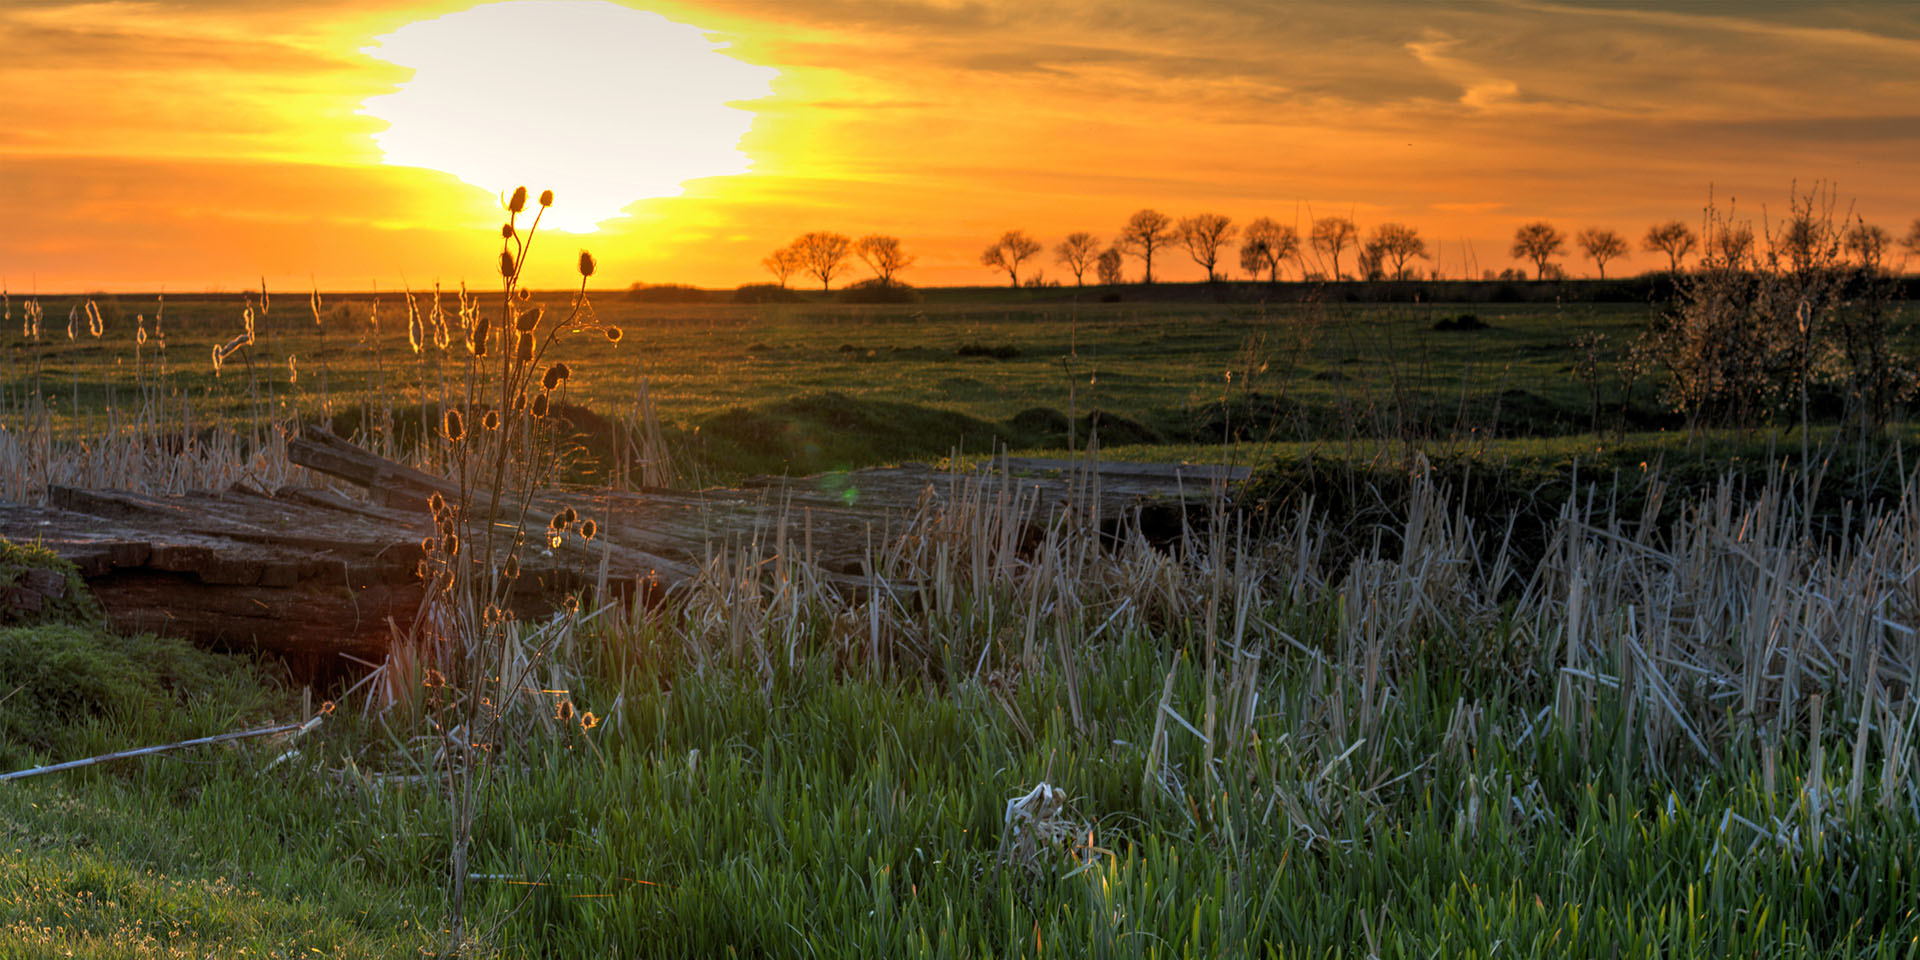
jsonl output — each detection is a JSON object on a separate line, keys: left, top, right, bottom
{"left": 5, "top": 283, "right": 1920, "bottom": 956}
{"left": 4, "top": 287, "right": 1675, "bottom": 483}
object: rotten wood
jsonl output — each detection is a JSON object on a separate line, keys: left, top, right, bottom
{"left": 0, "top": 428, "right": 1244, "bottom": 667}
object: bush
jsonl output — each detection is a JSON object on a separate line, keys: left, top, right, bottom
{"left": 734, "top": 283, "right": 804, "bottom": 304}
{"left": 838, "top": 278, "right": 920, "bottom": 304}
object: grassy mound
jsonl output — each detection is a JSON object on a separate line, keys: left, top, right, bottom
{"left": 0, "top": 538, "right": 101, "bottom": 627}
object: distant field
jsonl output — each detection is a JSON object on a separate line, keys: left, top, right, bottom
{"left": 3, "top": 287, "right": 1677, "bottom": 479}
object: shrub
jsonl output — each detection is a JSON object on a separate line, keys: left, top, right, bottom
{"left": 837, "top": 278, "right": 920, "bottom": 304}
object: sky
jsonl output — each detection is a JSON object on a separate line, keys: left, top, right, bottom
{"left": 3, "top": 0, "right": 1919, "bottom": 292}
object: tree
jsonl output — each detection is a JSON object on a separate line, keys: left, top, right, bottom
{"left": 1053, "top": 232, "right": 1100, "bottom": 285}
{"left": 854, "top": 235, "right": 915, "bottom": 285}
{"left": 1366, "top": 222, "right": 1428, "bottom": 279}
{"left": 980, "top": 230, "right": 1042, "bottom": 287}
{"left": 792, "top": 232, "right": 852, "bottom": 290}
{"left": 1845, "top": 222, "right": 1891, "bottom": 273}
{"left": 1576, "top": 227, "right": 1629, "bottom": 279}
{"left": 1903, "top": 217, "right": 1920, "bottom": 258}
{"left": 1310, "top": 217, "right": 1358, "bottom": 280}
{"left": 761, "top": 246, "right": 801, "bottom": 288}
{"left": 1118, "top": 209, "right": 1174, "bottom": 284}
{"left": 1641, "top": 221, "right": 1698, "bottom": 273}
{"left": 1096, "top": 247, "right": 1125, "bottom": 285}
{"left": 1239, "top": 218, "right": 1299, "bottom": 282}
{"left": 1509, "top": 222, "right": 1566, "bottom": 280}
{"left": 1710, "top": 223, "right": 1754, "bottom": 268}
{"left": 1176, "top": 213, "right": 1236, "bottom": 282}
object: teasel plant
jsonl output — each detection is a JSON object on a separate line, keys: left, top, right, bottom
{"left": 416, "top": 184, "right": 622, "bottom": 952}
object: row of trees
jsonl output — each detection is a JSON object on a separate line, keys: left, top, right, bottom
{"left": 761, "top": 233, "right": 915, "bottom": 290}
{"left": 765, "top": 214, "right": 1920, "bottom": 290}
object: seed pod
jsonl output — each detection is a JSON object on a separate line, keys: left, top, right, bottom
{"left": 578, "top": 250, "right": 596, "bottom": 278}
{"left": 471, "top": 315, "right": 492, "bottom": 356}
{"left": 503, "top": 555, "right": 520, "bottom": 579}
{"left": 443, "top": 533, "right": 459, "bottom": 556}
{"left": 516, "top": 331, "right": 534, "bottom": 362}
{"left": 420, "top": 536, "right": 435, "bottom": 554}
{"left": 429, "top": 491, "right": 446, "bottom": 514}
{"left": 501, "top": 223, "right": 515, "bottom": 239}
{"left": 515, "top": 306, "right": 540, "bottom": 333}
{"left": 499, "top": 251, "right": 515, "bottom": 277}
{"left": 444, "top": 408, "right": 464, "bottom": 442}
{"left": 482, "top": 410, "right": 500, "bottom": 431}
{"left": 538, "top": 189, "right": 554, "bottom": 208}
{"left": 580, "top": 518, "right": 597, "bottom": 541}
{"left": 508, "top": 186, "right": 527, "bottom": 213}
{"left": 561, "top": 506, "right": 577, "bottom": 523}
{"left": 550, "top": 510, "right": 568, "bottom": 531}
{"left": 530, "top": 392, "right": 549, "bottom": 417}
{"left": 542, "top": 362, "right": 570, "bottom": 391}
{"left": 604, "top": 326, "right": 623, "bottom": 344}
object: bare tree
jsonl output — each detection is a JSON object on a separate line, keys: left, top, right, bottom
{"left": 761, "top": 246, "right": 801, "bottom": 288}
{"left": 792, "top": 232, "right": 852, "bottom": 290}
{"left": 1118, "top": 209, "right": 1174, "bottom": 284}
{"left": 980, "top": 230, "right": 1042, "bottom": 287}
{"left": 1576, "top": 227, "right": 1629, "bottom": 279}
{"left": 1366, "top": 222, "right": 1428, "bottom": 279}
{"left": 1053, "top": 232, "right": 1100, "bottom": 285}
{"left": 1096, "top": 247, "right": 1125, "bottom": 285}
{"left": 1903, "top": 217, "right": 1920, "bottom": 258}
{"left": 1239, "top": 217, "right": 1299, "bottom": 282}
{"left": 854, "top": 235, "right": 915, "bottom": 285}
{"left": 1310, "top": 217, "right": 1358, "bottom": 280}
{"left": 1711, "top": 222, "right": 1755, "bottom": 268}
{"left": 1175, "top": 213, "right": 1237, "bottom": 282}
{"left": 1509, "top": 222, "right": 1566, "bottom": 280}
{"left": 1641, "top": 221, "right": 1698, "bottom": 273}
{"left": 1845, "top": 222, "right": 1891, "bottom": 273}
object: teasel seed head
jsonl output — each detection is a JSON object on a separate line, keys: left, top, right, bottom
{"left": 530, "top": 392, "right": 549, "bottom": 418}
{"left": 503, "top": 555, "right": 520, "bottom": 580}
{"left": 604, "top": 326, "right": 623, "bottom": 344}
{"left": 501, "top": 223, "right": 515, "bottom": 239}
{"left": 516, "top": 306, "right": 541, "bottom": 333}
{"left": 542, "top": 361, "right": 571, "bottom": 391}
{"left": 508, "top": 186, "right": 527, "bottom": 214}
{"left": 498, "top": 251, "right": 515, "bottom": 277}
{"left": 482, "top": 409, "right": 500, "bottom": 431}
{"left": 578, "top": 250, "right": 596, "bottom": 278}
{"left": 443, "top": 408, "right": 464, "bottom": 442}
{"left": 538, "top": 189, "right": 554, "bottom": 208}
{"left": 516, "top": 331, "right": 534, "bottom": 362}
{"left": 580, "top": 518, "right": 597, "bottom": 541}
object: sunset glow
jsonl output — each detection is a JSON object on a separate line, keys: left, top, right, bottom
{"left": 2, "top": 1, "right": 1917, "bottom": 289}
{"left": 360, "top": 1, "right": 777, "bottom": 233}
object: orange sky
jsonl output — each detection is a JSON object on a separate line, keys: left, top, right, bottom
{"left": 5, "top": 0, "right": 1919, "bottom": 292}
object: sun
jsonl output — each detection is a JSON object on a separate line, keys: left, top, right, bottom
{"left": 360, "top": 1, "right": 776, "bottom": 233}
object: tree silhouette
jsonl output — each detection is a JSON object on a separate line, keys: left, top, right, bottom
{"left": 761, "top": 246, "right": 801, "bottom": 288}
{"left": 1366, "top": 222, "right": 1428, "bottom": 279}
{"left": 1118, "top": 209, "right": 1173, "bottom": 284}
{"left": 1844, "top": 222, "right": 1891, "bottom": 272}
{"left": 1176, "top": 213, "right": 1236, "bottom": 282}
{"left": 1509, "top": 222, "right": 1566, "bottom": 280}
{"left": 1054, "top": 232, "right": 1100, "bottom": 285}
{"left": 980, "top": 230, "right": 1042, "bottom": 287}
{"left": 854, "top": 235, "right": 915, "bottom": 285}
{"left": 1096, "top": 247, "right": 1125, "bottom": 285}
{"left": 1239, "top": 218, "right": 1299, "bottom": 282}
{"left": 1576, "top": 228, "right": 1628, "bottom": 279}
{"left": 1641, "top": 221, "right": 1698, "bottom": 273}
{"left": 792, "top": 232, "right": 852, "bottom": 290}
{"left": 1903, "top": 217, "right": 1920, "bottom": 258}
{"left": 1310, "top": 217, "right": 1358, "bottom": 280}
{"left": 1710, "top": 222, "right": 1755, "bottom": 267}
